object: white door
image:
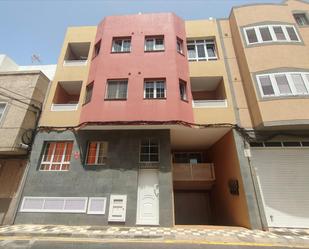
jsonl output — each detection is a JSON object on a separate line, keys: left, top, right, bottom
{"left": 251, "top": 147, "right": 309, "bottom": 228}
{"left": 136, "top": 169, "right": 159, "bottom": 225}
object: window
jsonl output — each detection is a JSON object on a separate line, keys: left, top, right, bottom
{"left": 87, "top": 197, "right": 107, "bottom": 214}
{"left": 39, "top": 142, "right": 73, "bottom": 171}
{"left": 244, "top": 24, "right": 300, "bottom": 45}
{"left": 187, "top": 40, "right": 217, "bottom": 61}
{"left": 273, "top": 26, "right": 286, "bottom": 40}
{"left": 245, "top": 28, "right": 258, "bottom": 44}
{"left": 257, "top": 72, "right": 309, "bottom": 98}
{"left": 176, "top": 37, "right": 183, "bottom": 54}
{"left": 20, "top": 197, "right": 88, "bottom": 213}
{"left": 291, "top": 74, "right": 308, "bottom": 94}
{"left": 84, "top": 83, "right": 93, "bottom": 105}
{"left": 286, "top": 27, "right": 299, "bottom": 41}
{"left": 259, "top": 27, "right": 272, "bottom": 41}
{"left": 112, "top": 37, "right": 131, "bottom": 52}
{"left": 259, "top": 76, "right": 275, "bottom": 96}
{"left": 106, "top": 80, "right": 128, "bottom": 99}
{"left": 140, "top": 139, "right": 159, "bottom": 163}
{"left": 93, "top": 40, "right": 101, "bottom": 58}
{"left": 275, "top": 74, "right": 292, "bottom": 95}
{"left": 144, "top": 80, "right": 166, "bottom": 99}
{"left": 179, "top": 80, "right": 187, "bottom": 101}
{"left": 0, "top": 103, "right": 7, "bottom": 122}
{"left": 293, "top": 13, "right": 309, "bottom": 26}
{"left": 86, "top": 141, "right": 108, "bottom": 165}
{"left": 145, "top": 36, "right": 164, "bottom": 51}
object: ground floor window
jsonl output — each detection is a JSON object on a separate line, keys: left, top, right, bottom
{"left": 140, "top": 139, "right": 159, "bottom": 163}
{"left": 39, "top": 141, "right": 73, "bottom": 171}
{"left": 86, "top": 141, "right": 108, "bottom": 165}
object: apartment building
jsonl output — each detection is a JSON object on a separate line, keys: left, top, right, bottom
{"left": 0, "top": 55, "right": 56, "bottom": 225}
{"left": 15, "top": 0, "right": 309, "bottom": 230}
{"left": 224, "top": 0, "right": 309, "bottom": 229}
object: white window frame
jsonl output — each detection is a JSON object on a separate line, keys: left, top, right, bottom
{"left": 87, "top": 197, "right": 107, "bottom": 215}
{"left": 39, "top": 141, "right": 73, "bottom": 171}
{"left": 20, "top": 197, "right": 88, "bottom": 213}
{"left": 244, "top": 24, "right": 301, "bottom": 45}
{"left": 86, "top": 141, "right": 108, "bottom": 165}
{"left": 256, "top": 72, "right": 309, "bottom": 98}
{"left": 0, "top": 102, "right": 8, "bottom": 122}
{"left": 112, "top": 38, "right": 131, "bottom": 53}
{"left": 144, "top": 37, "right": 165, "bottom": 51}
{"left": 144, "top": 80, "right": 166, "bottom": 99}
{"left": 187, "top": 39, "right": 217, "bottom": 61}
{"left": 139, "top": 138, "right": 160, "bottom": 163}
{"left": 106, "top": 80, "right": 128, "bottom": 99}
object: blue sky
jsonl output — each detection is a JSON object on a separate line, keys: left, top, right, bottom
{"left": 0, "top": 0, "right": 285, "bottom": 65}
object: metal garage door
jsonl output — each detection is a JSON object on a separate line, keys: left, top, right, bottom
{"left": 251, "top": 148, "right": 309, "bottom": 228}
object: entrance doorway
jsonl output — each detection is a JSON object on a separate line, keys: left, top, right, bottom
{"left": 136, "top": 169, "right": 159, "bottom": 225}
{"left": 174, "top": 190, "right": 211, "bottom": 225}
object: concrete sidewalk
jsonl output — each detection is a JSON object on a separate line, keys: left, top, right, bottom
{"left": 0, "top": 225, "right": 309, "bottom": 248}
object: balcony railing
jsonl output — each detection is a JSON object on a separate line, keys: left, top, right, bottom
{"left": 63, "top": 60, "right": 87, "bottom": 66}
{"left": 192, "top": 99, "right": 227, "bottom": 108}
{"left": 51, "top": 103, "right": 78, "bottom": 112}
{"left": 173, "top": 163, "right": 215, "bottom": 182}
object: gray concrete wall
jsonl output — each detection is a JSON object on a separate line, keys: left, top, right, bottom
{"left": 15, "top": 129, "right": 174, "bottom": 227}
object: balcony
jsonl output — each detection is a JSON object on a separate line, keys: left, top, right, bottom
{"left": 51, "top": 81, "right": 82, "bottom": 112}
{"left": 63, "top": 42, "right": 90, "bottom": 66}
{"left": 191, "top": 76, "right": 227, "bottom": 107}
{"left": 173, "top": 163, "right": 215, "bottom": 190}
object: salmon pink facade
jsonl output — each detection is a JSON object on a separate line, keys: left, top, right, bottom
{"left": 80, "top": 13, "right": 194, "bottom": 124}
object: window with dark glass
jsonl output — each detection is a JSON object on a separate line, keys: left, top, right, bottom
{"left": 244, "top": 24, "right": 300, "bottom": 44}
{"left": 176, "top": 37, "right": 183, "bottom": 54}
{"left": 179, "top": 80, "right": 187, "bottom": 101}
{"left": 245, "top": 28, "right": 258, "bottom": 43}
{"left": 259, "top": 75, "right": 275, "bottom": 96}
{"left": 106, "top": 80, "right": 128, "bottom": 99}
{"left": 259, "top": 27, "right": 272, "bottom": 41}
{"left": 140, "top": 139, "right": 159, "bottom": 163}
{"left": 293, "top": 13, "right": 309, "bottom": 26}
{"left": 84, "top": 82, "right": 93, "bottom": 104}
{"left": 94, "top": 40, "right": 101, "bottom": 58}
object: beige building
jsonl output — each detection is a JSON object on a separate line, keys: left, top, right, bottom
{"left": 219, "top": 0, "right": 309, "bottom": 229}
{"left": 0, "top": 55, "right": 55, "bottom": 224}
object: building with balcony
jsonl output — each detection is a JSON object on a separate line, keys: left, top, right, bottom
{"left": 222, "top": 0, "right": 309, "bottom": 229}
{"left": 14, "top": 0, "right": 309, "bottom": 230}
{"left": 0, "top": 55, "right": 56, "bottom": 225}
